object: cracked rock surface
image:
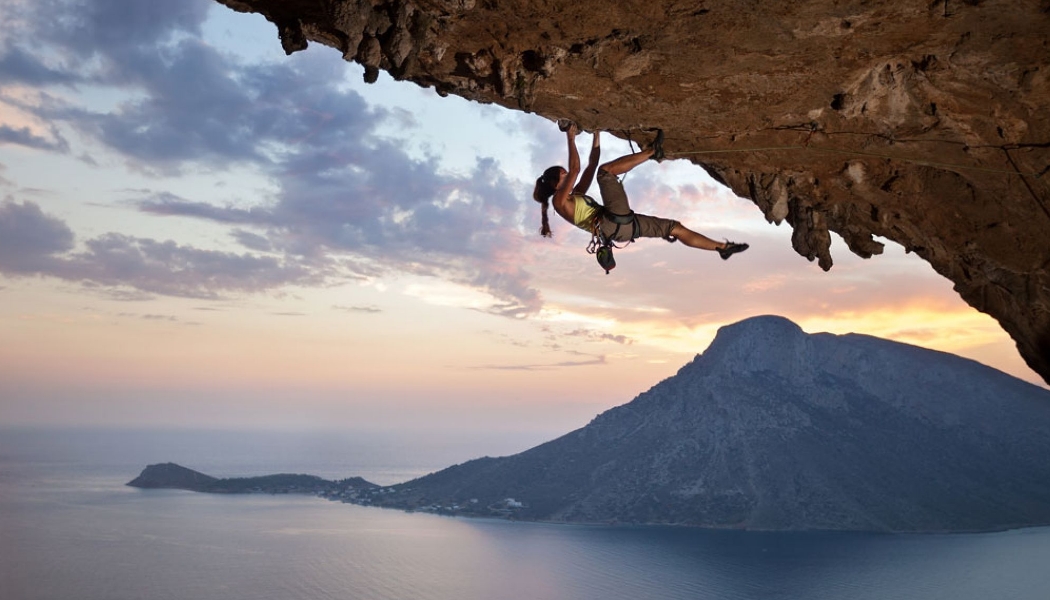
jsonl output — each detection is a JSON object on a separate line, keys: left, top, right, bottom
{"left": 216, "top": 0, "right": 1050, "bottom": 384}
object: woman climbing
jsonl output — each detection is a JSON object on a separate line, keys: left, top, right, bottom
{"left": 532, "top": 123, "right": 748, "bottom": 268}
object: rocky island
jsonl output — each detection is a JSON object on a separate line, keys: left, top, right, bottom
{"left": 128, "top": 462, "right": 379, "bottom": 499}
{"left": 131, "top": 316, "right": 1050, "bottom": 533}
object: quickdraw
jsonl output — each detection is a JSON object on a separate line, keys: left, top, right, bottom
{"left": 586, "top": 210, "right": 639, "bottom": 274}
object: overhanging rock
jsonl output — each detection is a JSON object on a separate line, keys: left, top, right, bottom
{"left": 215, "top": 0, "right": 1050, "bottom": 384}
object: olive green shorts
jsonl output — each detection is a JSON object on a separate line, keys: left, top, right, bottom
{"left": 597, "top": 169, "right": 678, "bottom": 242}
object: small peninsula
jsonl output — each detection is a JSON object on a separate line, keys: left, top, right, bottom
{"left": 127, "top": 461, "right": 526, "bottom": 516}
{"left": 128, "top": 462, "right": 379, "bottom": 499}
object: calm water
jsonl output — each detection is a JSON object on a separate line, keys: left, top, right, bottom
{"left": 2, "top": 429, "right": 1049, "bottom": 600}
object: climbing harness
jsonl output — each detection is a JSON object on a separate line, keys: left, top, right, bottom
{"left": 581, "top": 196, "right": 640, "bottom": 274}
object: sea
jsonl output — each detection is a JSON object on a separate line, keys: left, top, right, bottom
{"left": 2, "top": 428, "right": 1049, "bottom": 600}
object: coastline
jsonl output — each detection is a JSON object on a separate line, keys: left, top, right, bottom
{"left": 127, "top": 462, "right": 1050, "bottom": 536}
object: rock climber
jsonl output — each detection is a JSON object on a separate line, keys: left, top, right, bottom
{"left": 531, "top": 122, "right": 749, "bottom": 265}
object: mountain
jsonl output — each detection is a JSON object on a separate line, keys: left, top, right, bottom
{"left": 372, "top": 316, "right": 1050, "bottom": 532}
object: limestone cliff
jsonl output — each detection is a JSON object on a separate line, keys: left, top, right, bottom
{"left": 214, "top": 0, "right": 1050, "bottom": 383}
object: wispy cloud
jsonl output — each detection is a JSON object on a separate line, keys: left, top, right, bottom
{"left": 0, "top": 124, "right": 69, "bottom": 152}
{"left": 472, "top": 356, "right": 607, "bottom": 371}
{"left": 138, "top": 193, "right": 271, "bottom": 224}
{"left": 0, "top": 0, "right": 545, "bottom": 313}
{"left": 0, "top": 44, "right": 82, "bottom": 86}
{"left": 118, "top": 312, "right": 178, "bottom": 322}
{"left": 231, "top": 229, "right": 273, "bottom": 252}
{"left": 561, "top": 328, "right": 633, "bottom": 345}
{"left": 0, "top": 199, "right": 321, "bottom": 298}
{"left": 333, "top": 304, "right": 382, "bottom": 313}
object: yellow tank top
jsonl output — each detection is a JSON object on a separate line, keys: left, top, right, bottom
{"left": 572, "top": 195, "right": 600, "bottom": 232}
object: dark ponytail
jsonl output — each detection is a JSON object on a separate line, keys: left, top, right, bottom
{"left": 532, "top": 166, "right": 562, "bottom": 238}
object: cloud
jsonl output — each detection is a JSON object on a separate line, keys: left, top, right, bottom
{"left": 562, "top": 329, "right": 632, "bottom": 344}
{"left": 231, "top": 229, "right": 273, "bottom": 252}
{"left": 471, "top": 354, "right": 607, "bottom": 371}
{"left": 334, "top": 305, "right": 382, "bottom": 313}
{"left": 0, "top": 200, "right": 321, "bottom": 299}
{"left": 0, "top": 124, "right": 70, "bottom": 152}
{"left": 63, "top": 233, "right": 321, "bottom": 299}
{"left": 140, "top": 149, "right": 542, "bottom": 314}
{"left": 743, "top": 273, "right": 789, "bottom": 293}
{"left": 118, "top": 312, "right": 178, "bottom": 322}
{"left": 139, "top": 193, "right": 272, "bottom": 224}
{"left": 3, "top": 0, "right": 376, "bottom": 171}
{"left": 0, "top": 199, "right": 76, "bottom": 273}
{"left": 0, "top": 45, "right": 81, "bottom": 86}
{"left": 6, "top": 0, "right": 212, "bottom": 63}
{"left": 1, "top": 0, "right": 545, "bottom": 313}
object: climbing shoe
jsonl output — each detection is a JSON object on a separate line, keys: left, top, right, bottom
{"left": 649, "top": 129, "right": 665, "bottom": 162}
{"left": 718, "top": 240, "right": 749, "bottom": 260}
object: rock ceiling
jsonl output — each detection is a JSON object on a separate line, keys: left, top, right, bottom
{"left": 215, "top": 0, "right": 1050, "bottom": 384}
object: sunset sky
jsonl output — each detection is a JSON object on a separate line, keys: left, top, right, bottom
{"left": 0, "top": 0, "right": 1042, "bottom": 438}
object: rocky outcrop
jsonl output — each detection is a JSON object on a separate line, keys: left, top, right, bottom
{"left": 374, "top": 315, "right": 1050, "bottom": 531}
{"left": 127, "top": 462, "right": 379, "bottom": 494}
{"left": 128, "top": 462, "right": 218, "bottom": 490}
{"left": 213, "top": 0, "right": 1050, "bottom": 383}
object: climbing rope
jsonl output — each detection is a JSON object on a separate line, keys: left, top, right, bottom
{"left": 569, "top": 119, "right": 1043, "bottom": 178}
{"left": 667, "top": 145, "right": 1046, "bottom": 177}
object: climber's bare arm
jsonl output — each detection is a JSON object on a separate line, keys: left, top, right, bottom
{"left": 573, "top": 131, "right": 601, "bottom": 196}
{"left": 552, "top": 124, "right": 581, "bottom": 215}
